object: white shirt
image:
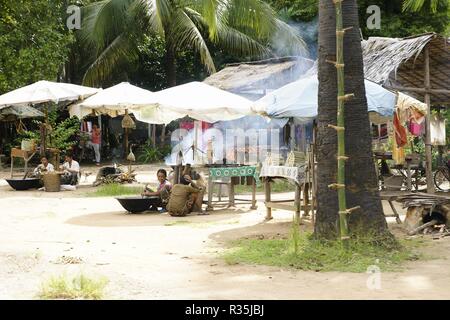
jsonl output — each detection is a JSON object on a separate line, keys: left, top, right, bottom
{"left": 62, "top": 160, "right": 80, "bottom": 173}
{"left": 34, "top": 163, "right": 55, "bottom": 174}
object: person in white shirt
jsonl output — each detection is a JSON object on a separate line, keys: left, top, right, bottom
{"left": 60, "top": 154, "right": 80, "bottom": 185}
{"left": 33, "top": 157, "right": 55, "bottom": 176}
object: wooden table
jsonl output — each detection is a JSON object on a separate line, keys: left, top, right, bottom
{"left": 260, "top": 164, "right": 309, "bottom": 222}
{"left": 206, "top": 165, "right": 259, "bottom": 211}
{"left": 375, "top": 152, "right": 421, "bottom": 191}
{"left": 10, "top": 147, "right": 60, "bottom": 178}
{"left": 10, "top": 148, "right": 37, "bottom": 178}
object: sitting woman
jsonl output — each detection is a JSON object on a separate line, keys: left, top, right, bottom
{"left": 142, "top": 169, "right": 172, "bottom": 211}
{"left": 179, "top": 164, "right": 206, "bottom": 213}
{"left": 166, "top": 177, "right": 206, "bottom": 217}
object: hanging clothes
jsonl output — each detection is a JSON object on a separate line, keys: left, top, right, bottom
{"left": 392, "top": 133, "right": 405, "bottom": 165}
{"left": 408, "top": 119, "right": 422, "bottom": 136}
{"left": 393, "top": 111, "right": 408, "bottom": 147}
{"left": 396, "top": 92, "right": 427, "bottom": 124}
{"left": 430, "top": 114, "right": 446, "bottom": 146}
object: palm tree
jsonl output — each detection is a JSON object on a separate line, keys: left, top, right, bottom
{"left": 80, "top": 0, "right": 306, "bottom": 86}
{"left": 402, "top": 0, "right": 444, "bottom": 12}
{"left": 315, "top": 0, "right": 391, "bottom": 240}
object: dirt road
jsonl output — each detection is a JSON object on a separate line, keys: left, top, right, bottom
{"left": 0, "top": 167, "right": 449, "bottom": 299}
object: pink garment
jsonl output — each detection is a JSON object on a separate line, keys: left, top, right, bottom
{"left": 158, "top": 180, "right": 172, "bottom": 192}
{"left": 408, "top": 120, "right": 422, "bottom": 136}
{"left": 180, "top": 121, "right": 194, "bottom": 130}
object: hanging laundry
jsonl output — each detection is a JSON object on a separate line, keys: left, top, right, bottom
{"left": 396, "top": 92, "right": 427, "bottom": 124}
{"left": 430, "top": 114, "right": 446, "bottom": 146}
{"left": 393, "top": 111, "right": 408, "bottom": 147}
{"left": 408, "top": 120, "right": 422, "bottom": 136}
{"left": 392, "top": 133, "right": 405, "bottom": 165}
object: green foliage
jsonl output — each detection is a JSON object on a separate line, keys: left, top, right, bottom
{"left": 402, "top": 0, "right": 443, "bottom": 12}
{"left": 38, "top": 273, "right": 108, "bottom": 300}
{"left": 0, "top": 0, "right": 74, "bottom": 94}
{"left": 79, "top": 0, "right": 305, "bottom": 86}
{"left": 129, "top": 34, "right": 206, "bottom": 91}
{"left": 87, "top": 184, "right": 143, "bottom": 197}
{"left": 137, "top": 143, "right": 171, "bottom": 163}
{"left": 16, "top": 109, "right": 81, "bottom": 153}
{"left": 358, "top": 0, "right": 450, "bottom": 38}
{"left": 264, "top": 0, "right": 449, "bottom": 39}
{"left": 234, "top": 179, "right": 296, "bottom": 194}
{"left": 223, "top": 232, "right": 426, "bottom": 272}
{"left": 265, "top": 0, "right": 318, "bottom": 21}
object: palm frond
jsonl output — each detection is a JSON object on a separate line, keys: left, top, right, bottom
{"left": 171, "top": 9, "right": 216, "bottom": 73}
{"left": 402, "top": 0, "right": 440, "bottom": 12}
{"left": 82, "top": 34, "right": 137, "bottom": 86}
{"left": 80, "top": 0, "right": 134, "bottom": 49}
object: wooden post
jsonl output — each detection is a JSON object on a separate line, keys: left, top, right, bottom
{"left": 160, "top": 125, "right": 166, "bottom": 146}
{"left": 295, "top": 183, "right": 301, "bottom": 223}
{"left": 264, "top": 178, "right": 272, "bottom": 220}
{"left": 151, "top": 124, "right": 156, "bottom": 147}
{"left": 330, "top": 0, "right": 351, "bottom": 243}
{"left": 229, "top": 179, "right": 235, "bottom": 207}
{"left": 250, "top": 177, "right": 257, "bottom": 210}
{"left": 124, "top": 128, "right": 129, "bottom": 156}
{"left": 424, "top": 46, "right": 434, "bottom": 194}
{"left": 40, "top": 105, "right": 49, "bottom": 157}
{"left": 406, "top": 159, "right": 412, "bottom": 191}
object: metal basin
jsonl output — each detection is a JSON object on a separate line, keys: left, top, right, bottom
{"left": 6, "top": 178, "right": 41, "bottom": 191}
{"left": 116, "top": 196, "right": 160, "bottom": 213}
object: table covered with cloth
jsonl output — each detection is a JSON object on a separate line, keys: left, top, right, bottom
{"left": 259, "top": 164, "right": 306, "bottom": 185}
{"left": 208, "top": 166, "right": 260, "bottom": 186}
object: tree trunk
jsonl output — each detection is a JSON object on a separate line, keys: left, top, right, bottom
{"left": 315, "top": 0, "right": 391, "bottom": 240}
{"left": 165, "top": 41, "right": 177, "bottom": 87}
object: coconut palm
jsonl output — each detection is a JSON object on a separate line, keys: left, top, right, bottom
{"left": 80, "top": 0, "right": 306, "bottom": 86}
{"left": 402, "top": 0, "right": 444, "bottom": 12}
{"left": 315, "top": 0, "right": 391, "bottom": 239}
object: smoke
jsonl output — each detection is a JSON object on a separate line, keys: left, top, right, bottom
{"left": 271, "top": 17, "right": 318, "bottom": 60}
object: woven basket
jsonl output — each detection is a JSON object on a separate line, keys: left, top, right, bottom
{"left": 43, "top": 173, "right": 61, "bottom": 192}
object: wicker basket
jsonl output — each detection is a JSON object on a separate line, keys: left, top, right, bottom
{"left": 43, "top": 173, "right": 61, "bottom": 192}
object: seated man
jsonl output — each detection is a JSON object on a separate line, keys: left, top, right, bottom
{"left": 33, "top": 156, "right": 55, "bottom": 177}
{"left": 142, "top": 169, "right": 172, "bottom": 211}
{"left": 60, "top": 154, "right": 80, "bottom": 185}
{"left": 166, "top": 178, "right": 206, "bottom": 217}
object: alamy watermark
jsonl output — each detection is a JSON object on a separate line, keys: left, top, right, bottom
{"left": 366, "top": 5, "right": 381, "bottom": 30}
{"left": 366, "top": 259, "right": 382, "bottom": 290}
{"left": 66, "top": 5, "right": 81, "bottom": 30}
{"left": 169, "top": 121, "right": 281, "bottom": 165}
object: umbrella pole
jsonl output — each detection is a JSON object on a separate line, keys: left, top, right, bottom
{"left": 124, "top": 128, "right": 129, "bottom": 156}
{"left": 40, "top": 105, "right": 49, "bottom": 157}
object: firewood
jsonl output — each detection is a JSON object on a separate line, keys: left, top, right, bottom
{"left": 407, "top": 219, "right": 439, "bottom": 236}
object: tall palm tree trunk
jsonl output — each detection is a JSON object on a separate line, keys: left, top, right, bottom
{"left": 315, "top": 0, "right": 391, "bottom": 240}
{"left": 165, "top": 41, "right": 177, "bottom": 87}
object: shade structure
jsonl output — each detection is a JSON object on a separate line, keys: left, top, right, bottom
{"left": 134, "top": 82, "right": 253, "bottom": 124}
{"left": 69, "top": 82, "right": 158, "bottom": 119}
{"left": 252, "top": 75, "right": 397, "bottom": 123}
{"left": 0, "top": 105, "right": 44, "bottom": 121}
{"left": 0, "top": 80, "right": 100, "bottom": 109}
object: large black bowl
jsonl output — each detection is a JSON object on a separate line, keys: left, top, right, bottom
{"left": 6, "top": 178, "right": 41, "bottom": 191}
{"left": 116, "top": 196, "right": 160, "bottom": 213}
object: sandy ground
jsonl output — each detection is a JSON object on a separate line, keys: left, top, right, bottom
{"left": 0, "top": 164, "right": 449, "bottom": 300}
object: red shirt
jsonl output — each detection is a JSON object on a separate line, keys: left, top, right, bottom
{"left": 91, "top": 129, "right": 101, "bottom": 144}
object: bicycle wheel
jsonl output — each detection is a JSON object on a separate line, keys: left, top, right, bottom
{"left": 434, "top": 168, "right": 450, "bottom": 192}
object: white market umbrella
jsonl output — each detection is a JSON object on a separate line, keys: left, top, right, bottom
{"left": 134, "top": 82, "right": 253, "bottom": 124}
{"left": 69, "top": 82, "right": 158, "bottom": 119}
{"left": 252, "top": 75, "right": 397, "bottom": 123}
{"left": 0, "top": 80, "right": 100, "bottom": 109}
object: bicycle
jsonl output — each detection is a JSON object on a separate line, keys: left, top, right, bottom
{"left": 434, "top": 165, "right": 450, "bottom": 192}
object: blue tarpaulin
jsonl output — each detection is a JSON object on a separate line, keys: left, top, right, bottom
{"left": 253, "top": 75, "right": 396, "bottom": 121}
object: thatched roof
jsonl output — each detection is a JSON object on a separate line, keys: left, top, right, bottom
{"left": 203, "top": 57, "right": 314, "bottom": 94}
{"left": 362, "top": 33, "right": 450, "bottom": 105}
